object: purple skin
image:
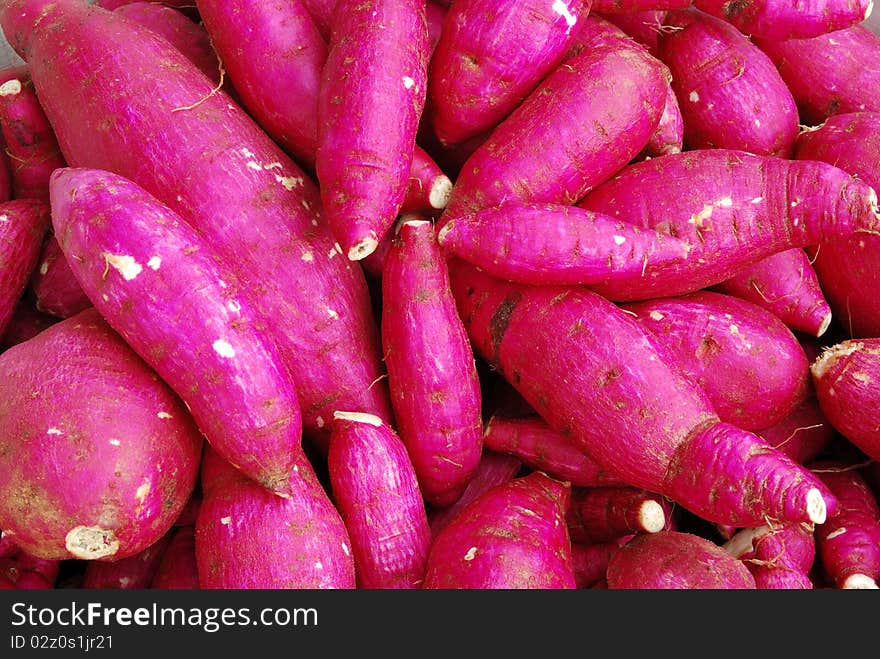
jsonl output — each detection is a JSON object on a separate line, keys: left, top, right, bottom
{"left": 441, "top": 38, "right": 669, "bottom": 222}
{"left": 482, "top": 415, "right": 630, "bottom": 488}
{"left": 642, "top": 83, "right": 684, "bottom": 157}
{"left": 448, "top": 259, "right": 836, "bottom": 528}
{"left": 316, "top": 0, "right": 429, "bottom": 261}
{"left": 755, "top": 26, "right": 880, "bottom": 125}
{"left": 0, "top": 199, "right": 51, "bottom": 337}
{"left": 427, "top": 449, "right": 522, "bottom": 538}
{"left": 400, "top": 145, "right": 453, "bottom": 216}
{"left": 567, "top": 486, "right": 671, "bottom": 545}
{"left": 328, "top": 411, "right": 432, "bottom": 589}
{"left": 693, "top": 0, "right": 872, "bottom": 40}
{"left": 300, "top": 0, "right": 335, "bottom": 39}
{"left": 0, "top": 0, "right": 392, "bottom": 449}
{"left": 427, "top": 0, "right": 590, "bottom": 146}
{"left": 0, "top": 75, "right": 67, "bottom": 202}
{"left": 658, "top": 9, "right": 799, "bottom": 158}
{"left": 623, "top": 290, "right": 811, "bottom": 431}
{"left": 795, "top": 112, "right": 880, "bottom": 339}
{"left": 812, "top": 339, "right": 880, "bottom": 464}
{"left": 437, "top": 201, "right": 692, "bottom": 287}
{"left": 607, "top": 531, "right": 756, "bottom": 589}
{"left": 578, "top": 149, "right": 880, "bottom": 302}
{"left": 423, "top": 471, "right": 576, "bottom": 589}
{"left": 571, "top": 537, "right": 632, "bottom": 589}
{"left": 562, "top": 13, "right": 681, "bottom": 158}
{"left": 81, "top": 533, "right": 173, "bottom": 589}
{"left": 713, "top": 248, "right": 832, "bottom": 338}
{"left": 599, "top": 9, "right": 666, "bottom": 57}
{"left": 196, "top": 0, "right": 326, "bottom": 170}
{"left": 150, "top": 525, "right": 199, "bottom": 590}
{"left": 0, "top": 302, "right": 58, "bottom": 350}
{"left": 593, "top": 0, "right": 691, "bottom": 11}
{"left": 382, "top": 219, "right": 483, "bottom": 508}
{"left": 725, "top": 523, "right": 815, "bottom": 589}
{"left": 195, "top": 446, "right": 356, "bottom": 589}
{"left": 0, "top": 308, "right": 203, "bottom": 561}
{"left": 114, "top": 2, "right": 222, "bottom": 85}
{"left": 30, "top": 235, "right": 93, "bottom": 319}
{"left": 755, "top": 390, "right": 835, "bottom": 466}
{"left": 812, "top": 463, "right": 880, "bottom": 589}
{"left": 51, "top": 167, "right": 305, "bottom": 497}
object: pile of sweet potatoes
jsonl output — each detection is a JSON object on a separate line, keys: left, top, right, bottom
{"left": 0, "top": 0, "right": 879, "bottom": 590}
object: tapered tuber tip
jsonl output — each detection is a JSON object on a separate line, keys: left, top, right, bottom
{"left": 816, "top": 311, "right": 833, "bottom": 338}
{"left": 428, "top": 175, "right": 453, "bottom": 210}
{"left": 332, "top": 410, "right": 384, "bottom": 427}
{"left": 841, "top": 573, "right": 879, "bottom": 589}
{"left": 806, "top": 487, "right": 827, "bottom": 524}
{"left": 347, "top": 235, "right": 379, "bottom": 261}
{"left": 638, "top": 500, "right": 667, "bottom": 534}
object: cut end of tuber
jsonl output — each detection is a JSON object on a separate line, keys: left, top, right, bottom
{"left": 811, "top": 341, "right": 862, "bottom": 380}
{"left": 816, "top": 312, "right": 833, "bottom": 338}
{"left": 64, "top": 526, "right": 120, "bottom": 560}
{"left": 347, "top": 235, "right": 379, "bottom": 261}
{"left": 805, "top": 487, "right": 827, "bottom": 524}
{"left": 638, "top": 500, "right": 667, "bottom": 534}
{"left": 332, "top": 410, "right": 384, "bottom": 427}
{"left": 841, "top": 573, "right": 879, "bottom": 589}
{"left": 428, "top": 175, "right": 453, "bottom": 210}
{"left": 0, "top": 79, "right": 22, "bottom": 96}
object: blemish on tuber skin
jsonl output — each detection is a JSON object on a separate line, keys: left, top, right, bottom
{"left": 64, "top": 526, "right": 120, "bottom": 560}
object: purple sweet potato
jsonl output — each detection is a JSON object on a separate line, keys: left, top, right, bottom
{"left": 755, "top": 373, "right": 836, "bottom": 466}
{"left": 599, "top": 9, "right": 667, "bottom": 56}
{"left": 300, "top": 0, "right": 335, "bottom": 39}
{"left": 607, "top": 530, "right": 757, "bottom": 589}
{"left": 811, "top": 339, "right": 880, "bottom": 463}
{"left": 427, "top": 0, "right": 590, "bottom": 147}
{"left": 422, "top": 471, "right": 576, "bottom": 589}
{"left": 571, "top": 536, "right": 632, "bottom": 588}
{"left": 196, "top": 0, "right": 326, "bottom": 170}
{"left": 623, "top": 290, "right": 810, "bottom": 431}
{"left": 328, "top": 411, "right": 432, "bottom": 589}
{"left": 724, "top": 523, "right": 815, "bottom": 589}
{"left": 0, "top": 74, "right": 67, "bottom": 201}
{"left": 316, "top": 0, "right": 429, "bottom": 260}
{"left": 712, "top": 248, "right": 832, "bottom": 338}
{"left": 577, "top": 148, "right": 880, "bottom": 301}
{"left": 0, "top": 0, "right": 392, "bottom": 449}
{"left": 114, "top": 1, "right": 222, "bottom": 85}
{"left": 693, "top": 0, "right": 872, "bottom": 39}
{"left": 81, "top": 532, "right": 173, "bottom": 589}
{"left": 0, "top": 199, "right": 51, "bottom": 337}
{"left": 755, "top": 25, "right": 880, "bottom": 125}
{"left": 52, "top": 167, "right": 304, "bottom": 496}
{"left": 437, "top": 201, "right": 692, "bottom": 287}
{"left": 382, "top": 219, "right": 483, "bottom": 507}
{"left": 658, "top": 8, "right": 799, "bottom": 157}
{"left": 0, "top": 297, "right": 56, "bottom": 350}
{"left": 0, "top": 308, "right": 203, "bottom": 561}
{"left": 794, "top": 112, "right": 880, "bottom": 338}
{"left": 441, "top": 36, "right": 670, "bottom": 221}
{"left": 150, "top": 525, "right": 199, "bottom": 590}
{"left": 812, "top": 462, "right": 880, "bottom": 589}
{"left": 482, "top": 415, "right": 629, "bottom": 488}
{"left": 29, "top": 234, "right": 92, "bottom": 319}
{"left": 567, "top": 486, "right": 671, "bottom": 545}
{"left": 593, "top": 0, "right": 691, "bottom": 12}
{"left": 563, "top": 14, "right": 682, "bottom": 158}
{"left": 427, "top": 449, "right": 522, "bottom": 538}
{"left": 196, "top": 446, "right": 355, "bottom": 589}
{"left": 448, "top": 259, "right": 836, "bottom": 528}
{"left": 399, "top": 145, "right": 453, "bottom": 216}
